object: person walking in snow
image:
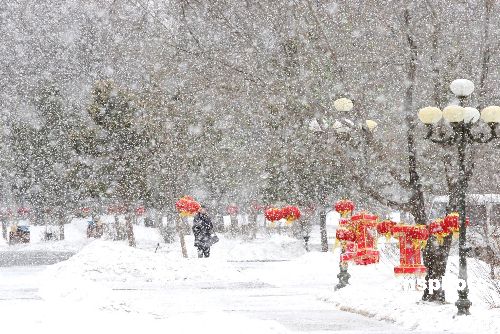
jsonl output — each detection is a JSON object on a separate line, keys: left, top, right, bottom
{"left": 192, "top": 205, "right": 216, "bottom": 258}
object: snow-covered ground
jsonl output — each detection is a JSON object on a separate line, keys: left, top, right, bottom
{"left": 1, "top": 223, "right": 499, "bottom": 333}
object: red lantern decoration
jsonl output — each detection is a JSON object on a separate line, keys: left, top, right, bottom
{"left": 409, "top": 225, "right": 429, "bottom": 249}
{"left": 335, "top": 218, "right": 357, "bottom": 262}
{"left": 443, "top": 212, "right": 469, "bottom": 239}
{"left": 227, "top": 205, "right": 239, "bottom": 216}
{"left": 251, "top": 202, "right": 263, "bottom": 212}
{"left": 350, "top": 212, "right": 379, "bottom": 265}
{"left": 392, "top": 224, "right": 428, "bottom": 275}
{"left": 282, "top": 205, "right": 301, "bottom": 224}
{"left": 136, "top": 206, "right": 146, "bottom": 216}
{"left": 0, "top": 208, "right": 14, "bottom": 218}
{"left": 334, "top": 199, "right": 355, "bottom": 218}
{"left": 428, "top": 218, "right": 448, "bottom": 245}
{"left": 376, "top": 220, "right": 397, "bottom": 240}
{"left": 443, "top": 213, "right": 459, "bottom": 234}
{"left": 264, "top": 208, "right": 283, "bottom": 222}
{"left": 336, "top": 226, "right": 357, "bottom": 262}
{"left": 336, "top": 228, "right": 356, "bottom": 242}
{"left": 175, "top": 196, "right": 201, "bottom": 217}
{"left": 17, "top": 207, "right": 30, "bottom": 216}
{"left": 339, "top": 217, "right": 350, "bottom": 227}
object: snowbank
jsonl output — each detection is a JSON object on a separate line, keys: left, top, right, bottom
{"left": 320, "top": 249, "right": 500, "bottom": 334}
{"left": 36, "top": 237, "right": 304, "bottom": 334}
{"left": 39, "top": 239, "right": 266, "bottom": 304}
{"left": 151, "top": 233, "right": 305, "bottom": 261}
{"left": 211, "top": 234, "right": 306, "bottom": 261}
{"left": 43, "top": 240, "right": 251, "bottom": 282}
{"left": 247, "top": 241, "right": 500, "bottom": 334}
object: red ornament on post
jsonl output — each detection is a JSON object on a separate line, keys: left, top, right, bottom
{"left": 251, "top": 202, "right": 263, "bottom": 212}
{"left": 350, "top": 212, "right": 380, "bottom": 265}
{"left": 282, "top": 205, "right": 301, "bottom": 224}
{"left": 135, "top": 206, "right": 146, "bottom": 216}
{"left": 264, "top": 208, "right": 283, "bottom": 222}
{"left": 334, "top": 199, "right": 355, "bottom": 218}
{"left": 336, "top": 225, "right": 357, "bottom": 262}
{"left": 175, "top": 196, "right": 201, "bottom": 217}
{"left": 17, "top": 207, "right": 30, "bottom": 216}
{"left": 377, "top": 220, "right": 397, "bottom": 240}
{"left": 443, "top": 212, "right": 469, "bottom": 239}
{"left": 336, "top": 228, "right": 356, "bottom": 242}
{"left": 392, "top": 224, "right": 428, "bottom": 275}
{"left": 227, "top": 205, "right": 239, "bottom": 216}
{"left": 428, "top": 218, "right": 449, "bottom": 245}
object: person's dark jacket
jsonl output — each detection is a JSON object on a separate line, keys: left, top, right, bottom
{"left": 192, "top": 212, "right": 213, "bottom": 248}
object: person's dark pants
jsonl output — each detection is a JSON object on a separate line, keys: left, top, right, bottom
{"left": 197, "top": 246, "right": 210, "bottom": 258}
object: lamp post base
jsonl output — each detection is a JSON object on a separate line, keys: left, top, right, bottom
{"left": 335, "top": 263, "right": 351, "bottom": 290}
{"left": 456, "top": 289, "right": 472, "bottom": 315}
{"left": 303, "top": 235, "right": 310, "bottom": 252}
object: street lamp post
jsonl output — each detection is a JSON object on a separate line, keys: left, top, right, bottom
{"left": 417, "top": 79, "right": 500, "bottom": 315}
{"left": 309, "top": 99, "right": 377, "bottom": 290}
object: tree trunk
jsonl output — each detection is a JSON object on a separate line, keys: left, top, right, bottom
{"left": 159, "top": 211, "right": 176, "bottom": 243}
{"left": 125, "top": 213, "right": 136, "bottom": 247}
{"left": 400, "top": 8, "right": 450, "bottom": 302}
{"left": 1, "top": 219, "right": 7, "bottom": 240}
{"left": 319, "top": 209, "right": 328, "bottom": 252}
{"left": 229, "top": 214, "right": 238, "bottom": 237}
{"left": 251, "top": 213, "right": 258, "bottom": 239}
{"left": 177, "top": 215, "right": 188, "bottom": 258}
{"left": 58, "top": 216, "right": 65, "bottom": 240}
{"left": 114, "top": 215, "right": 126, "bottom": 240}
{"left": 402, "top": 7, "right": 426, "bottom": 227}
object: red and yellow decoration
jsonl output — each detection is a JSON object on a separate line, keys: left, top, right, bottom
{"left": 251, "top": 202, "right": 263, "bottom": 212}
{"left": 281, "top": 205, "right": 301, "bottom": 224}
{"left": 333, "top": 201, "right": 379, "bottom": 265}
{"left": 334, "top": 199, "right": 355, "bottom": 218}
{"left": 443, "top": 212, "right": 470, "bottom": 239}
{"left": 428, "top": 218, "right": 449, "bottom": 245}
{"left": 336, "top": 228, "right": 356, "bottom": 242}
{"left": 350, "top": 212, "right": 380, "bottom": 265}
{"left": 17, "top": 207, "right": 30, "bottom": 216}
{"left": 336, "top": 223, "right": 357, "bottom": 262}
{"left": 135, "top": 206, "right": 146, "bottom": 216}
{"left": 391, "top": 224, "right": 429, "bottom": 276}
{"left": 428, "top": 213, "right": 470, "bottom": 245}
{"left": 227, "top": 204, "right": 239, "bottom": 216}
{"left": 376, "top": 220, "right": 397, "bottom": 240}
{"left": 107, "top": 205, "right": 127, "bottom": 214}
{"left": 264, "top": 207, "right": 284, "bottom": 222}
{"left": 175, "top": 196, "right": 201, "bottom": 217}
{"left": 409, "top": 225, "right": 429, "bottom": 249}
